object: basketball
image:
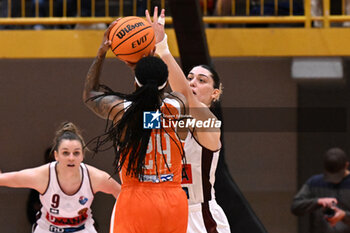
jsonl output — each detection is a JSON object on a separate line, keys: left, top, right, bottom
{"left": 108, "top": 16, "right": 156, "bottom": 63}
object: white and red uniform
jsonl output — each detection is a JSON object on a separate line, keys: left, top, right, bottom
{"left": 182, "top": 134, "right": 231, "bottom": 233}
{"left": 34, "top": 162, "right": 96, "bottom": 233}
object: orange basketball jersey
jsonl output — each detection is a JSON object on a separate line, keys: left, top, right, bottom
{"left": 120, "top": 97, "right": 184, "bottom": 186}
{"left": 110, "top": 97, "right": 188, "bottom": 233}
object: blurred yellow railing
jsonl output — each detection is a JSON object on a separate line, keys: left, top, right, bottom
{"left": 0, "top": 0, "right": 350, "bottom": 27}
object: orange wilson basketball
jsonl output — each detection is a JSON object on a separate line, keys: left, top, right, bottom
{"left": 109, "top": 16, "right": 155, "bottom": 63}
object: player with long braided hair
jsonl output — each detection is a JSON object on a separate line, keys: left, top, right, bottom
{"left": 83, "top": 12, "right": 189, "bottom": 233}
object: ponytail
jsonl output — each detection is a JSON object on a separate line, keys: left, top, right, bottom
{"left": 52, "top": 122, "right": 85, "bottom": 152}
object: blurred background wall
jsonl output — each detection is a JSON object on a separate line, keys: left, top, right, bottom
{"left": 1, "top": 0, "right": 350, "bottom": 232}
{"left": 0, "top": 57, "right": 299, "bottom": 233}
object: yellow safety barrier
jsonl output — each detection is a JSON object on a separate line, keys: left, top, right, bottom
{"left": 1, "top": 0, "right": 350, "bottom": 58}
{"left": 0, "top": 0, "right": 350, "bottom": 27}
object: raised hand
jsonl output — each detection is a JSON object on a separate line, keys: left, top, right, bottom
{"left": 98, "top": 19, "right": 121, "bottom": 56}
{"left": 145, "top": 7, "right": 166, "bottom": 44}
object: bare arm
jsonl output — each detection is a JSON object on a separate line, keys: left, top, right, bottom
{"left": 83, "top": 20, "right": 124, "bottom": 120}
{"left": 161, "top": 53, "right": 221, "bottom": 151}
{"left": 146, "top": 8, "right": 221, "bottom": 151}
{"left": 166, "top": 91, "right": 189, "bottom": 140}
{"left": 87, "top": 165, "right": 121, "bottom": 199}
{"left": 0, "top": 164, "right": 49, "bottom": 194}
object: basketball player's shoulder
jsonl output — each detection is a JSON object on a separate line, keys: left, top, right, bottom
{"left": 84, "top": 164, "right": 110, "bottom": 182}
{"left": 165, "top": 92, "right": 188, "bottom": 116}
{"left": 30, "top": 163, "right": 51, "bottom": 193}
{"left": 165, "top": 92, "right": 187, "bottom": 107}
{"left": 84, "top": 164, "right": 101, "bottom": 176}
{"left": 34, "top": 163, "right": 51, "bottom": 175}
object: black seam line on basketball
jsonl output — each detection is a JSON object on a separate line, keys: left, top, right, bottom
{"left": 116, "top": 35, "right": 155, "bottom": 56}
{"left": 112, "top": 26, "right": 153, "bottom": 52}
{"left": 111, "top": 17, "right": 139, "bottom": 42}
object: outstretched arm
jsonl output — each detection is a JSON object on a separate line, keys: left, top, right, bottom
{"left": 146, "top": 8, "right": 221, "bottom": 151}
{"left": 83, "top": 20, "right": 123, "bottom": 120}
{"left": 145, "top": 8, "right": 193, "bottom": 101}
{"left": 0, "top": 165, "right": 49, "bottom": 194}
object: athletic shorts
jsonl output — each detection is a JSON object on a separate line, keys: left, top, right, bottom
{"left": 110, "top": 185, "right": 188, "bottom": 233}
{"left": 33, "top": 223, "right": 97, "bottom": 233}
{"left": 187, "top": 199, "right": 230, "bottom": 233}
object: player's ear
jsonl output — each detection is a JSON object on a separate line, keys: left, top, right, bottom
{"left": 54, "top": 150, "right": 59, "bottom": 161}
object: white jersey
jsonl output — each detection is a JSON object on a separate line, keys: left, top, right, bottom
{"left": 34, "top": 162, "right": 96, "bottom": 233}
{"left": 182, "top": 133, "right": 231, "bottom": 233}
{"left": 181, "top": 132, "right": 220, "bottom": 205}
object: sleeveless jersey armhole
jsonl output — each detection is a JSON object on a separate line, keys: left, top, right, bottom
{"left": 162, "top": 98, "right": 182, "bottom": 134}
{"left": 188, "top": 130, "right": 221, "bottom": 153}
{"left": 82, "top": 163, "right": 95, "bottom": 195}
{"left": 40, "top": 162, "right": 52, "bottom": 195}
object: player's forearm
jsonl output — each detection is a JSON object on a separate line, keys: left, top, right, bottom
{"left": 161, "top": 53, "right": 193, "bottom": 99}
{"left": 84, "top": 51, "right": 122, "bottom": 119}
{"left": 83, "top": 49, "right": 111, "bottom": 118}
{"left": 0, "top": 171, "right": 28, "bottom": 188}
{"left": 83, "top": 50, "right": 106, "bottom": 103}
{"left": 155, "top": 34, "right": 193, "bottom": 98}
{"left": 160, "top": 54, "right": 207, "bottom": 111}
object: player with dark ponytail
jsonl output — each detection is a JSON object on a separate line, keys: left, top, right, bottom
{"left": 152, "top": 8, "right": 231, "bottom": 233}
{"left": 0, "top": 122, "right": 121, "bottom": 233}
{"left": 88, "top": 56, "right": 174, "bottom": 178}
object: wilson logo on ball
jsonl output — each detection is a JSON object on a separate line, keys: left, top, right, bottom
{"left": 116, "top": 22, "right": 146, "bottom": 39}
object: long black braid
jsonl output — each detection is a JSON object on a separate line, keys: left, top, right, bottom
{"left": 87, "top": 56, "right": 186, "bottom": 179}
